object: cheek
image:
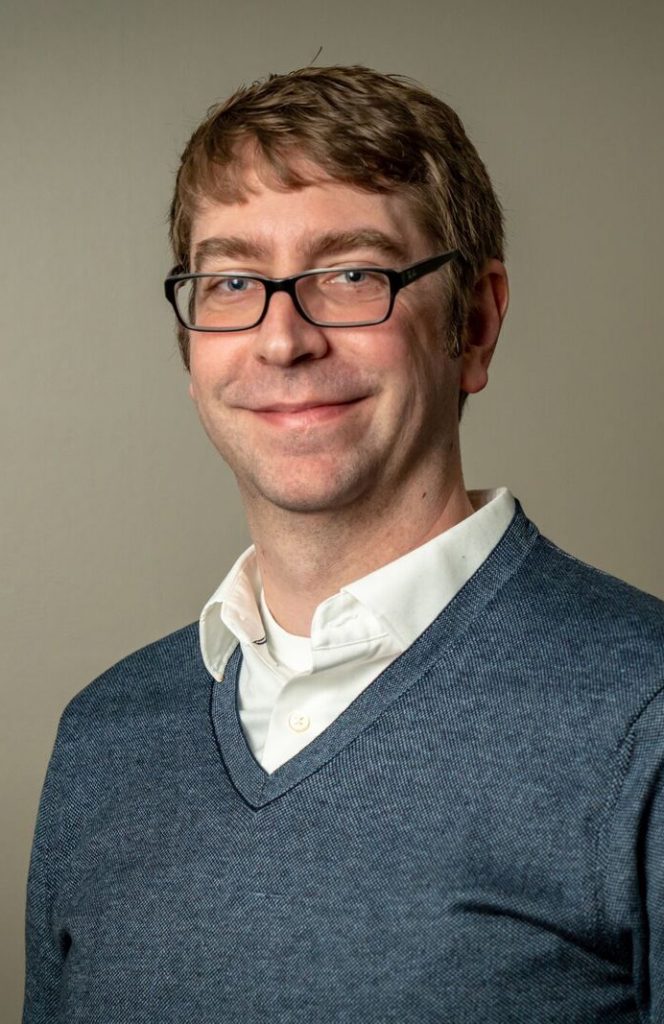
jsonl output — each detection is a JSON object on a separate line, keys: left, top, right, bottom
{"left": 390, "top": 320, "right": 459, "bottom": 424}
{"left": 375, "top": 316, "right": 442, "bottom": 391}
{"left": 188, "top": 338, "right": 238, "bottom": 401}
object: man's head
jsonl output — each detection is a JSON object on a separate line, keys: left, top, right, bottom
{"left": 168, "top": 65, "right": 505, "bottom": 384}
{"left": 166, "top": 67, "right": 508, "bottom": 525}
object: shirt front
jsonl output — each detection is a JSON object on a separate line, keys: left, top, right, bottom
{"left": 200, "top": 487, "right": 515, "bottom": 772}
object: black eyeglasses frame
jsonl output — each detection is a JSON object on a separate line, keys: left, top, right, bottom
{"left": 163, "top": 250, "right": 460, "bottom": 332}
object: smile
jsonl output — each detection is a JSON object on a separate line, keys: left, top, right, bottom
{"left": 248, "top": 398, "right": 366, "bottom": 427}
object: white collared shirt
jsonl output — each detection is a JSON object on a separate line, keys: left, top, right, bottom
{"left": 200, "top": 487, "right": 515, "bottom": 773}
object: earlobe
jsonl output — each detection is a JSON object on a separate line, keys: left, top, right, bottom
{"left": 459, "top": 260, "right": 509, "bottom": 395}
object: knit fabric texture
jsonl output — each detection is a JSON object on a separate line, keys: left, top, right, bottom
{"left": 23, "top": 504, "right": 664, "bottom": 1023}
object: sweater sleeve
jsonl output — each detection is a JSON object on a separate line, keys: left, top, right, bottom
{"left": 600, "top": 685, "right": 664, "bottom": 1021}
{"left": 23, "top": 707, "right": 76, "bottom": 1023}
{"left": 645, "top": 766, "right": 664, "bottom": 1017}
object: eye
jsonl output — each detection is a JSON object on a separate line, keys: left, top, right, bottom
{"left": 319, "top": 268, "right": 389, "bottom": 296}
{"left": 218, "top": 276, "right": 251, "bottom": 293}
{"left": 342, "top": 270, "right": 367, "bottom": 284}
{"left": 200, "top": 275, "right": 261, "bottom": 301}
{"left": 331, "top": 269, "right": 370, "bottom": 286}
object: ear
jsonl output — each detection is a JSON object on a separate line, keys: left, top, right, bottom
{"left": 459, "top": 259, "right": 509, "bottom": 395}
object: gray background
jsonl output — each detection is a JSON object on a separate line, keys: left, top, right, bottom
{"left": 2, "top": 0, "right": 663, "bottom": 1014}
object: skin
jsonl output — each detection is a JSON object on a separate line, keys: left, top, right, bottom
{"left": 187, "top": 166, "right": 509, "bottom": 634}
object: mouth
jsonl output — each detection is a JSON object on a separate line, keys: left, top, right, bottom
{"left": 248, "top": 397, "right": 366, "bottom": 426}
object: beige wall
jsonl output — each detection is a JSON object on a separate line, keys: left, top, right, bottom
{"left": 3, "top": 0, "right": 663, "bottom": 1014}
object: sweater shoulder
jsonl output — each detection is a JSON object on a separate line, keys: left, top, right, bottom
{"left": 60, "top": 622, "right": 205, "bottom": 728}
{"left": 532, "top": 534, "right": 664, "bottom": 632}
{"left": 504, "top": 533, "right": 664, "bottom": 698}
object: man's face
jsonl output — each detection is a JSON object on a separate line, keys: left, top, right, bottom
{"left": 187, "top": 166, "right": 464, "bottom": 519}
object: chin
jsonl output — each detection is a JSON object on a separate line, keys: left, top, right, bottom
{"left": 230, "top": 444, "right": 381, "bottom": 514}
{"left": 240, "top": 466, "right": 374, "bottom": 516}
{"left": 254, "top": 486, "right": 361, "bottom": 515}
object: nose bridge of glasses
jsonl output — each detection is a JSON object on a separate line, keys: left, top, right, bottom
{"left": 252, "top": 275, "right": 331, "bottom": 364}
{"left": 262, "top": 274, "right": 311, "bottom": 324}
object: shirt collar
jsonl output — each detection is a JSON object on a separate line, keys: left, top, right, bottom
{"left": 199, "top": 487, "right": 515, "bottom": 681}
{"left": 343, "top": 487, "right": 515, "bottom": 647}
{"left": 199, "top": 547, "right": 264, "bottom": 680}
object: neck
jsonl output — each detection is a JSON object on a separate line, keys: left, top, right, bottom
{"left": 243, "top": 463, "right": 475, "bottom": 636}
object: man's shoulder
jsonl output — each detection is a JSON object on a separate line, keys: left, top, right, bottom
{"left": 508, "top": 527, "right": 664, "bottom": 675}
{"left": 60, "top": 621, "right": 206, "bottom": 728}
{"left": 454, "top": 519, "right": 664, "bottom": 740}
{"left": 489, "top": 504, "right": 664, "bottom": 638}
{"left": 528, "top": 532, "right": 664, "bottom": 624}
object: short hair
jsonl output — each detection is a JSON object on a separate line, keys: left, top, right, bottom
{"left": 169, "top": 65, "right": 504, "bottom": 404}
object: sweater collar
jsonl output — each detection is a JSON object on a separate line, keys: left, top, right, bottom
{"left": 210, "top": 498, "right": 538, "bottom": 808}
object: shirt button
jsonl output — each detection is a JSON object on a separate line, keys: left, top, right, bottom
{"left": 288, "top": 712, "right": 311, "bottom": 733}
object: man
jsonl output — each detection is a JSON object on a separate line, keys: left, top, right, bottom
{"left": 24, "top": 66, "right": 664, "bottom": 1022}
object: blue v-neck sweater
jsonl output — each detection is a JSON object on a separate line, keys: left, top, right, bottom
{"left": 24, "top": 505, "right": 664, "bottom": 1022}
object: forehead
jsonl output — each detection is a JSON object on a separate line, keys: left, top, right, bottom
{"left": 189, "top": 164, "right": 429, "bottom": 266}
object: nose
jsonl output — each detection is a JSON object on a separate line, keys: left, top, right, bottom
{"left": 252, "top": 290, "right": 330, "bottom": 367}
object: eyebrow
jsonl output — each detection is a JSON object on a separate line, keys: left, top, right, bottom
{"left": 301, "top": 229, "right": 409, "bottom": 265}
{"left": 193, "top": 228, "right": 409, "bottom": 272}
{"left": 193, "top": 236, "right": 269, "bottom": 271}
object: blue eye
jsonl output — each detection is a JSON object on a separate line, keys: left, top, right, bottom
{"left": 324, "top": 269, "right": 374, "bottom": 288}
{"left": 342, "top": 270, "right": 367, "bottom": 284}
{"left": 322, "top": 269, "right": 388, "bottom": 295}
{"left": 225, "top": 277, "right": 249, "bottom": 292}
{"left": 207, "top": 276, "right": 260, "bottom": 298}
{"left": 197, "top": 275, "right": 261, "bottom": 309}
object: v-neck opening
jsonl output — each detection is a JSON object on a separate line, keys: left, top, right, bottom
{"left": 210, "top": 502, "right": 539, "bottom": 808}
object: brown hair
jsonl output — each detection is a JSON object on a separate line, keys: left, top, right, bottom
{"left": 169, "top": 65, "right": 504, "bottom": 393}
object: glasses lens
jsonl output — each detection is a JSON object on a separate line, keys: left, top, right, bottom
{"left": 296, "top": 269, "right": 391, "bottom": 326}
{"left": 174, "top": 275, "right": 266, "bottom": 330}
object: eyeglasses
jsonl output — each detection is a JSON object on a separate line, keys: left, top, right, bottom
{"left": 164, "top": 250, "right": 459, "bottom": 332}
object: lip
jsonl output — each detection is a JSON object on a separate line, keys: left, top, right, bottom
{"left": 249, "top": 397, "right": 366, "bottom": 426}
